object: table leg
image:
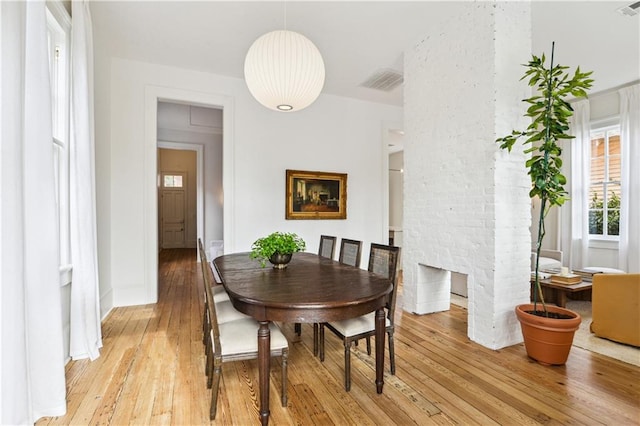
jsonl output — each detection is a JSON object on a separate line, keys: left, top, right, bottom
{"left": 375, "top": 307, "right": 385, "bottom": 394}
{"left": 313, "top": 323, "right": 318, "bottom": 356}
{"left": 557, "top": 290, "right": 567, "bottom": 308}
{"left": 258, "top": 321, "right": 271, "bottom": 425}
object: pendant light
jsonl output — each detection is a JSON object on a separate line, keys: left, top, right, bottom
{"left": 243, "top": 7, "right": 325, "bottom": 112}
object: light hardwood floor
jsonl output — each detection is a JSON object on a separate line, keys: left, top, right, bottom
{"left": 38, "top": 249, "right": 640, "bottom": 425}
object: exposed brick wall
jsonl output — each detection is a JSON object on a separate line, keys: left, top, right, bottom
{"left": 403, "top": 2, "right": 532, "bottom": 349}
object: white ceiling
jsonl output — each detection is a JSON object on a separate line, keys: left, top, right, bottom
{"left": 91, "top": 1, "right": 639, "bottom": 107}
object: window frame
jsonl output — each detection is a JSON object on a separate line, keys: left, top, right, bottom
{"left": 588, "top": 121, "right": 621, "bottom": 242}
{"left": 163, "top": 174, "right": 185, "bottom": 188}
{"left": 46, "top": 1, "right": 72, "bottom": 284}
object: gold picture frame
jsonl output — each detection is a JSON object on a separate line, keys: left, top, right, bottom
{"left": 286, "top": 169, "right": 347, "bottom": 220}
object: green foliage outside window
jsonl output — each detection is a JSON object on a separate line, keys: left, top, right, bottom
{"left": 589, "top": 191, "right": 620, "bottom": 236}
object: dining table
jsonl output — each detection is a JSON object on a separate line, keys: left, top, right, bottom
{"left": 212, "top": 251, "right": 393, "bottom": 425}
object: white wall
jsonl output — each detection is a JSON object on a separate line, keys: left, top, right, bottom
{"left": 94, "top": 56, "right": 402, "bottom": 309}
{"left": 94, "top": 26, "right": 112, "bottom": 319}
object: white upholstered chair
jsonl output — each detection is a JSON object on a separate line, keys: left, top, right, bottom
{"left": 319, "top": 243, "right": 400, "bottom": 391}
{"left": 199, "top": 239, "right": 289, "bottom": 420}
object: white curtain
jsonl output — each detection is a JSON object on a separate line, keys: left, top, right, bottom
{"left": 563, "top": 99, "right": 591, "bottom": 270}
{"left": 618, "top": 84, "right": 640, "bottom": 273}
{"left": 1, "top": 1, "right": 67, "bottom": 423}
{"left": 70, "top": 0, "right": 102, "bottom": 361}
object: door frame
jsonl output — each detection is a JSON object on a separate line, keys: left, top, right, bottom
{"left": 145, "top": 86, "right": 235, "bottom": 303}
{"left": 382, "top": 120, "right": 403, "bottom": 242}
{"left": 158, "top": 143, "right": 204, "bottom": 251}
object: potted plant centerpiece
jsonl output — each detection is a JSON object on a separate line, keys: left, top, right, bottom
{"left": 250, "top": 231, "right": 306, "bottom": 269}
{"left": 496, "top": 42, "right": 593, "bottom": 365}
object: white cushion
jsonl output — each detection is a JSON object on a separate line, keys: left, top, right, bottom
{"left": 537, "top": 256, "right": 562, "bottom": 271}
{"left": 215, "top": 299, "right": 251, "bottom": 323}
{"left": 531, "top": 251, "right": 563, "bottom": 272}
{"left": 328, "top": 312, "right": 391, "bottom": 337}
{"left": 218, "top": 318, "right": 288, "bottom": 355}
{"left": 582, "top": 266, "right": 625, "bottom": 274}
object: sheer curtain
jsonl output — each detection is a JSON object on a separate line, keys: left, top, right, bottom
{"left": 618, "top": 84, "right": 640, "bottom": 273}
{"left": 1, "top": 1, "right": 66, "bottom": 423}
{"left": 563, "top": 99, "right": 590, "bottom": 270}
{"left": 70, "top": 0, "right": 102, "bottom": 361}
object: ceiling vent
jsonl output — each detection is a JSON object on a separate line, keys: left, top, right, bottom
{"left": 360, "top": 68, "right": 403, "bottom": 92}
{"left": 617, "top": 1, "right": 640, "bottom": 16}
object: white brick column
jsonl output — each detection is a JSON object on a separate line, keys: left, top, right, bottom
{"left": 403, "top": 2, "right": 532, "bottom": 349}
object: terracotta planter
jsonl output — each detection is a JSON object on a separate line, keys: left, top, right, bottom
{"left": 515, "top": 303, "right": 582, "bottom": 366}
{"left": 269, "top": 253, "right": 292, "bottom": 269}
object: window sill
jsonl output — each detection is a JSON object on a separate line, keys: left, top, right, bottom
{"left": 588, "top": 239, "right": 619, "bottom": 250}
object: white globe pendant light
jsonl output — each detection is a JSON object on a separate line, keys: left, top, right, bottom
{"left": 244, "top": 30, "right": 325, "bottom": 112}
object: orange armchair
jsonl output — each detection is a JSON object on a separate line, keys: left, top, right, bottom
{"left": 590, "top": 273, "right": 640, "bottom": 347}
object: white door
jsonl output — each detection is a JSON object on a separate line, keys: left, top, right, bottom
{"left": 160, "top": 172, "right": 187, "bottom": 248}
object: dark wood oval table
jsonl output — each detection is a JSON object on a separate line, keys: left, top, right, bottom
{"left": 213, "top": 252, "right": 393, "bottom": 425}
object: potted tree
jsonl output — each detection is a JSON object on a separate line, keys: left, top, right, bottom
{"left": 496, "top": 42, "right": 593, "bottom": 365}
{"left": 250, "top": 231, "right": 306, "bottom": 269}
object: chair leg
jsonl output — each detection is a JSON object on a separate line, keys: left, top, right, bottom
{"left": 344, "top": 340, "right": 352, "bottom": 391}
{"left": 210, "top": 363, "right": 222, "bottom": 420}
{"left": 206, "top": 332, "right": 214, "bottom": 388}
{"left": 366, "top": 336, "right": 371, "bottom": 355}
{"left": 281, "top": 348, "right": 289, "bottom": 406}
{"left": 319, "top": 324, "right": 325, "bottom": 362}
{"left": 388, "top": 330, "right": 396, "bottom": 375}
{"left": 313, "top": 323, "right": 319, "bottom": 356}
{"left": 294, "top": 323, "right": 301, "bottom": 336}
{"left": 202, "top": 302, "right": 208, "bottom": 345}
{"left": 204, "top": 332, "right": 212, "bottom": 382}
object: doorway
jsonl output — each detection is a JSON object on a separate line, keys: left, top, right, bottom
{"left": 156, "top": 102, "right": 224, "bottom": 252}
{"left": 388, "top": 127, "right": 404, "bottom": 261}
{"left": 159, "top": 170, "right": 188, "bottom": 248}
{"left": 144, "top": 86, "right": 233, "bottom": 304}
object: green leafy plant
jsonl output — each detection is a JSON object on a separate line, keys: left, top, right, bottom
{"left": 496, "top": 42, "right": 593, "bottom": 315}
{"left": 250, "top": 232, "right": 306, "bottom": 267}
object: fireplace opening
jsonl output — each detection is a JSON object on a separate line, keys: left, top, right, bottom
{"left": 414, "top": 264, "right": 469, "bottom": 313}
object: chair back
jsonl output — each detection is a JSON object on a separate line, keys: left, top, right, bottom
{"left": 198, "top": 238, "right": 209, "bottom": 299}
{"left": 198, "top": 239, "right": 215, "bottom": 286}
{"left": 338, "top": 238, "right": 363, "bottom": 268}
{"left": 200, "top": 240, "right": 222, "bottom": 356}
{"left": 367, "top": 243, "right": 401, "bottom": 322}
{"left": 318, "top": 235, "right": 337, "bottom": 259}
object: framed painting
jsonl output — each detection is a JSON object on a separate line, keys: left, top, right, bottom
{"left": 286, "top": 169, "right": 347, "bottom": 220}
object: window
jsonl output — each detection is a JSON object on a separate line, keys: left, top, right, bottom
{"left": 163, "top": 175, "right": 184, "bottom": 188}
{"left": 46, "top": 3, "right": 71, "bottom": 272}
{"left": 588, "top": 125, "right": 621, "bottom": 238}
